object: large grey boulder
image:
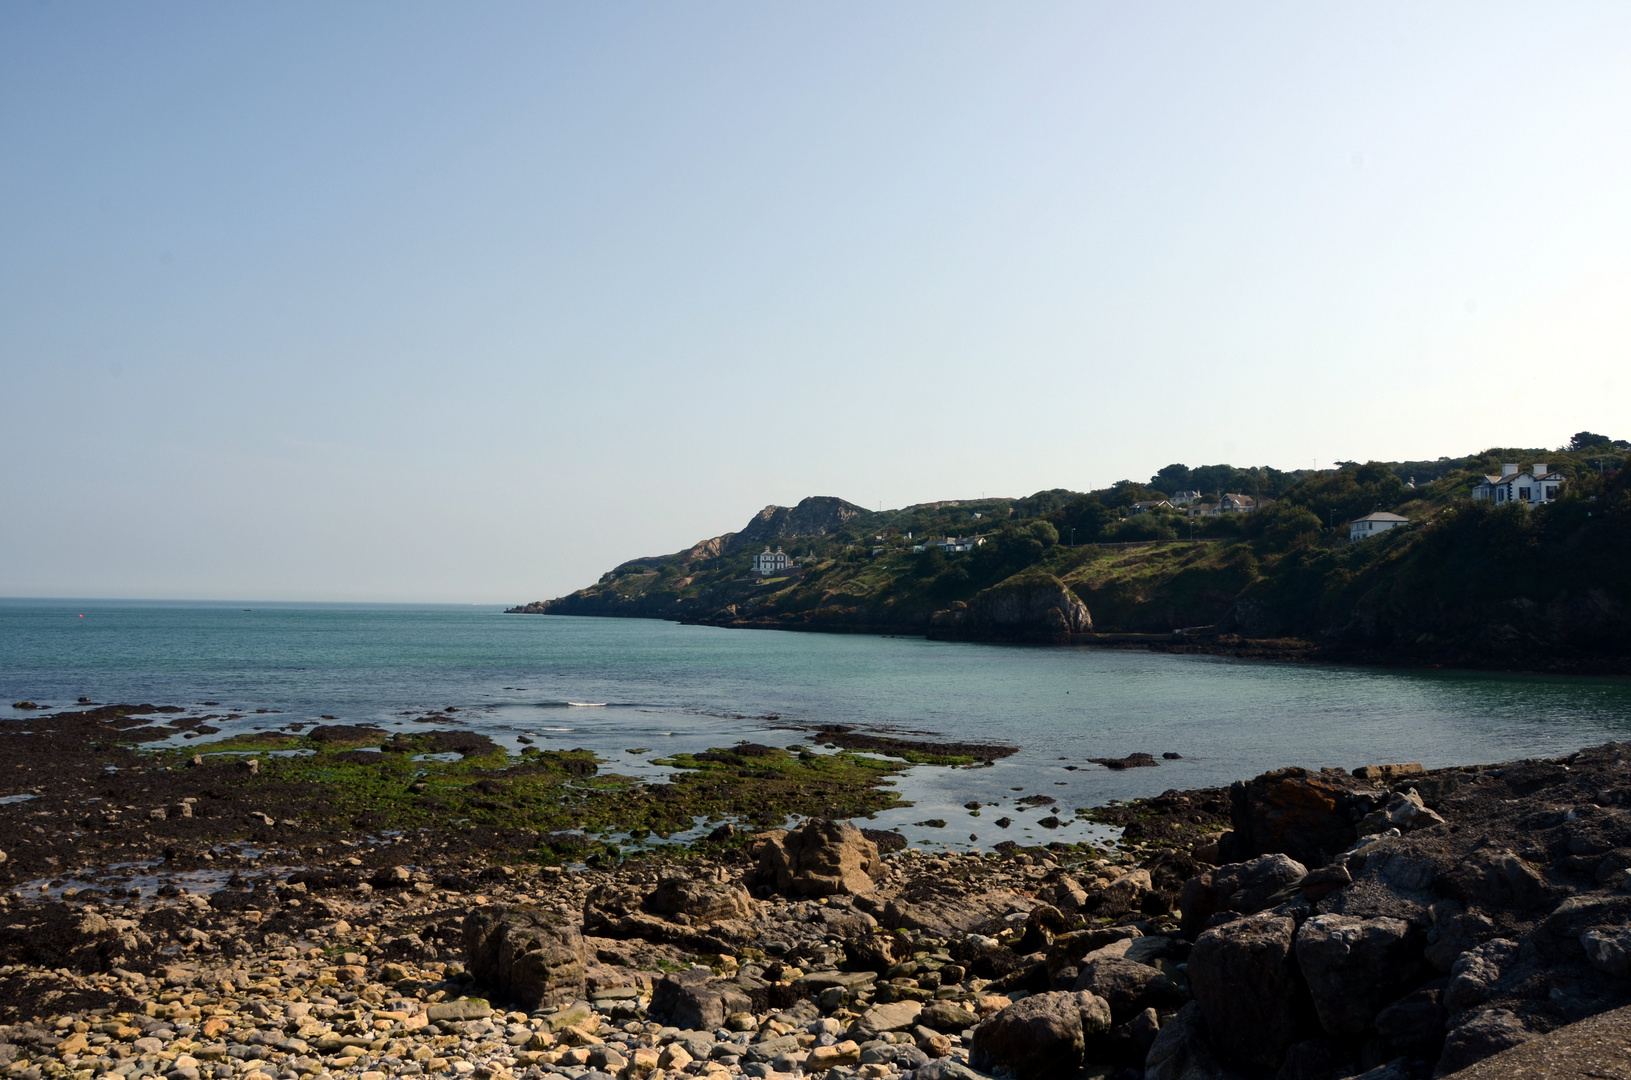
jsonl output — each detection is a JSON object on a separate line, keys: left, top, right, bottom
{"left": 1188, "top": 912, "right": 1307, "bottom": 1071}
{"left": 463, "top": 905, "right": 587, "bottom": 1010}
{"left": 646, "top": 874, "right": 757, "bottom": 923}
{"left": 1143, "top": 1002, "right": 1246, "bottom": 1080}
{"left": 1435, "top": 1008, "right": 1531, "bottom": 1075}
{"left": 1444, "top": 938, "right": 1518, "bottom": 1013}
{"left": 748, "top": 819, "right": 884, "bottom": 897}
{"left": 647, "top": 971, "right": 752, "bottom": 1031}
{"left": 967, "top": 990, "right": 1111, "bottom": 1080}
{"left": 1179, "top": 854, "right": 1308, "bottom": 937}
{"left": 1071, "top": 957, "right": 1185, "bottom": 1023}
{"left": 1582, "top": 928, "right": 1631, "bottom": 978}
{"left": 1294, "top": 914, "right": 1417, "bottom": 1035}
{"left": 1443, "top": 848, "right": 1557, "bottom": 911}
{"left": 1375, "top": 984, "right": 1447, "bottom": 1060}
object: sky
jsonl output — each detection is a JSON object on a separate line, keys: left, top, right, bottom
{"left": 2, "top": 3, "right": 1628, "bottom": 603}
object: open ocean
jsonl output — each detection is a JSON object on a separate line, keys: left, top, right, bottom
{"left": 5, "top": 598, "right": 1631, "bottom": 850}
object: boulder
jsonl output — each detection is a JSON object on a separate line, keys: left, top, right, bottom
{"left": 1424, "top": 910, "right": 1497, "bottom": 972}
{"left": 963, "top": 575, "right": 1093, "bottom": 640}
{"left": 749, "top": 819, "right": 884, "bottom": 897}
{"left": 1070, "top": 958, "right": 1185, "bottom": 1023}
{"left": 1443, "top": 848, "right": 1558, "bottom": 912}
{"left": 646, "top": 875, "right": 757, "bottom": 922}
{"left": 1098, "top": 868, "right": 1156, "bottom": 917}
{"left": 917, "top": 1002, "right": 980, "bottom": 1034}
{"left": 967, "top": 990, "right": 1111, "bottom": 1080}
{"left": 850, "top": 1001, "right": 922, "bottom": 1039}
{"left": 1436, "top": 1008, "right": 1531, "bottom": 1075}
{"left": 1294, "top": 914, "right": 1417, "bottom": 1036}
{"left": 646, "top": 971, "right": 752, "bottom": 1031}
{"left": 1187, "top": 912, "right": 1307, "bottom": 1071}
{"left": 462, "top": 906, "right": 587, "bottom": 1010}
{"left": 1581, "top": 928, "right": 1631, "bottom": 979}
{"left": 1375, "top": 984, "right": 1447, "bottom": 1060}
{"left": 1143, "top": 1002, "right": 1246, "bottom": 1080}
{"left": 1226, "top": 767, "right": 1382, "bottom": 869}
{"left": 1444, "top": 939, "right": 1518, "bottom": 1013}
{"left": 846, "top": 931, "right": 913, "bottom": 972}
{"left": 1358, "top": 790, "right": 1446, "bottom": 836}
{"left": 1179, "top": 854, "right": 1308, "bottom": 938}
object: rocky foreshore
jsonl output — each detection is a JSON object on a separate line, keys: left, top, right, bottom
{"left": 8, "top": 738, "right": 1631, "bottom": 1080}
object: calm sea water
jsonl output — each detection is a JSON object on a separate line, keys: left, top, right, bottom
{"left": 5, "top": 599, "right": 1631, "bottom": 850}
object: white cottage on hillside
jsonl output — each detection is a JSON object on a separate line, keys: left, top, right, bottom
{"left": 1472, "top": 464, "right": 1565, "bottom": 507}
{"left": 751, "top": 547, "right": 791, "bottom": 575}
{"left": 1349, "top": 512, "right": 1409, "bottom": 542}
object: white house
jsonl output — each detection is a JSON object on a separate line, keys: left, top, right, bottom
{"left": 1349, "top": 512, "right": 1409, "bottom": 542}
{"left": 1169, "top": 491, "right": 1202, "bottom": 506}
{"left": 1471, "top": 464, "right": 1565, "bottom": 508}
{"left": 1219, "top": 493, "right": 1256, "bottom": 513}
{"left": 751, "top": 547, "right": 791, "bottom": 575}
{"left": 924, "top": 535, "right": 985, "bottom": 553}
{"left": 1130, "top": 500, "right": 1173, "bottom": 514}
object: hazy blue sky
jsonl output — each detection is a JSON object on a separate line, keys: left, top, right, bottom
{"left": 3, "top": 3, "right": 1628, "bottom": 602}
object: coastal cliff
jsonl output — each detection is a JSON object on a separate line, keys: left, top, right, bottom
{"left": 510, "top": 446, "right": 1631, "bottom": 672}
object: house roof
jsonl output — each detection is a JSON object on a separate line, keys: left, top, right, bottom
{"left": 1351, "top": 512, "right": 1409, "bottom": 524}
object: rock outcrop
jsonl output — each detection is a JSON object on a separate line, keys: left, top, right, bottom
{"left": 747, "top": 818, "right": 885, "bottom": 897}
{"left": 463, "top": 905, "right": 587, "bottom": 1010}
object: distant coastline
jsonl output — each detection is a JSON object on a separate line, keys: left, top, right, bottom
{"left": 510, "top": 446, "right": 1631, "bottom": 677}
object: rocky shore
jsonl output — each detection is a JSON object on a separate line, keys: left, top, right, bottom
{"left": 7, "top": 710, "right": 1631, "bottom": 1080}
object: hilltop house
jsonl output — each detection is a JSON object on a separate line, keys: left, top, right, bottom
{"left": 751, "top": 547, "right": 791, "bottom": 575}
{"left": 1169, "top": 491, "right": 1202, "bottom": 506}
{"left": 915, "top": 535, "right": 985, "bottom": 554}
{"left": 1219, "top": 493, "right": 1257, "bottom": 513}
{"left": 1472, "top": 464, "right": 1565, "bottom": 507}
{"left": 1349, "top": 512, "right": 1409, "bottom": 542}
{"left": 1130, "top": 500, "right": 1173, "bottom": 514}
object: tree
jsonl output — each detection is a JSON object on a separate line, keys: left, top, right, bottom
{"left": 1569, "top": 431, "right": 1619, "bottom": 452}
{"left": 1151, "top": 463, "right": 1193, "bottom": 491}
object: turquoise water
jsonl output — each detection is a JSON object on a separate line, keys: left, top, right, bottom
{"left": 5, "top": 599, "right": 1631, "bottom": 850}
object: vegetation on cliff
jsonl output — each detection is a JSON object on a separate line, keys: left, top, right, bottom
{"left": 512, "top": 436, "right": 1630, "bottom": 670}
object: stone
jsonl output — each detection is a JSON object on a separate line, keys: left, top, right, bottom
{"left": 1444, "top": 848, "right": 1558, "bottom": 911}
{"left": 805, "top": 1040, "right": 861, "bottom": 1071}
{"left": 647, "top": 875, "right": 757, "bottom": 923}
{"left": 1357, "top": 790, "right": 1445, "bottom": 836}
{"left": 1444, "top": 939, "right": 1519, "bottom": 1013}
{"left": 1436, "top": 1008, "right": 1531, "bottom": 1074}
{"left": 1143, "top": 1002, "right": 1245, "bottom": 1080}
{"left": 1070, "top": 957, "right": 1185, "bottom": 1023}
{"left": 749, "top": 819, "right": 885, "bottom": 897}
{"left": 1187, "top": 912, "right": 1305, "bottom": 1071}
{"left": 917, "top": 1002, "right": 979, "bottom": 1034}
{"left": 967, "top": 990, "right": 1110, "bottom": 1080}
{"left": 647, "top": 971, "right": 752, "bottom": 1031}
{"left": 1424, "top": 910, "right": 1497, "bottom": 972}
{"left": 1294, "top": 914, "right": 1417, "bottom": 1036}
{"left": 657, "top": 1044, "right": 693, "bottom": 1070}
{"left": 1582, "top": 928, "right": 1631, "bottom": 978}
{"left": 849, "top": 1001, "right": 922, "bottom": 1039}
{"left": 1179, "top": 854, "right": 1308, "bottom": 937}
{"left": 845, "top": 932, "right": 912, "bottom": 972}
{"left": 426, "top": 997, "right": 495, "bottom": 1022}
{"left": 463, "top": 906, "right": 587, "bottom": 1010}
{"left": 1227, "top": 767, "right": 1382, "bottom": 868}
{"left": 1374, "top": 984, "right": 1447, "bottom": 1060}
{"left": 1099, "top": 868, "right": 1156, "bottom": 917}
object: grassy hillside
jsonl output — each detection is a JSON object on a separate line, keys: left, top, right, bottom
{"left": 513, "top": 435, "right": 1631, "bottom": 671}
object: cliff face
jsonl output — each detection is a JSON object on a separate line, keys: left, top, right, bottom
{"left": 931, "top": 575, "right": 1094, "bottom": 642}
{"left": 726, "top": 496, "right": 869, "bottom": 553}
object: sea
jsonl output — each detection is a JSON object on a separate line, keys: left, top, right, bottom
{"left": 5, "top": 598, "right": 1631, "bottom": 852}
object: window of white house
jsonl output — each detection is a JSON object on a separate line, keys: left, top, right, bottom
{"left": 1519, "top": 487, "right": 1530, "bottom": 500}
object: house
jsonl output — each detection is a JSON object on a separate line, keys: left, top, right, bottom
{"left": 751, "top": 547, "right": 791, "bottom": 575}
{"left": 1169, "top": 491, "right": 1202, "bottom": 506}
{"left": 1471, "top": 464, "right": 1565, "bottom": 508}
{"left": 923, "top": 535, "right": 985, "bottom": 553}
{"left": 1130, "top": 500, "right": 1173, "bottom": 514}
{"left": 1219, "top": 493, "right": 1257, "bottom": 513}
{"left": 1349, "top": 512, "right": 1409, "bottom": 542}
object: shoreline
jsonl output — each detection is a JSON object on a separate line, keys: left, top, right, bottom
{"left": 7, "top": 698, "right": 1631, "bottom": 1078}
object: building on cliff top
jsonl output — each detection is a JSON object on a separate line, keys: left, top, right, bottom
{"left": 1471, "top": 463, "right": 1565, "bottom": 507}
{"left": 751, "top": 547, "right": 791, "bottom": 575}
{"left": 1349, "top": 511, "right": 1409, "bottom": 542}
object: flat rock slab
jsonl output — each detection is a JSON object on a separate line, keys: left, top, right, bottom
{"left": 794, "top": 970, "right": 877, "bottom": 991}
{"left": 1445, "top": 1004, "right": 1631, "bottom": 1079}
